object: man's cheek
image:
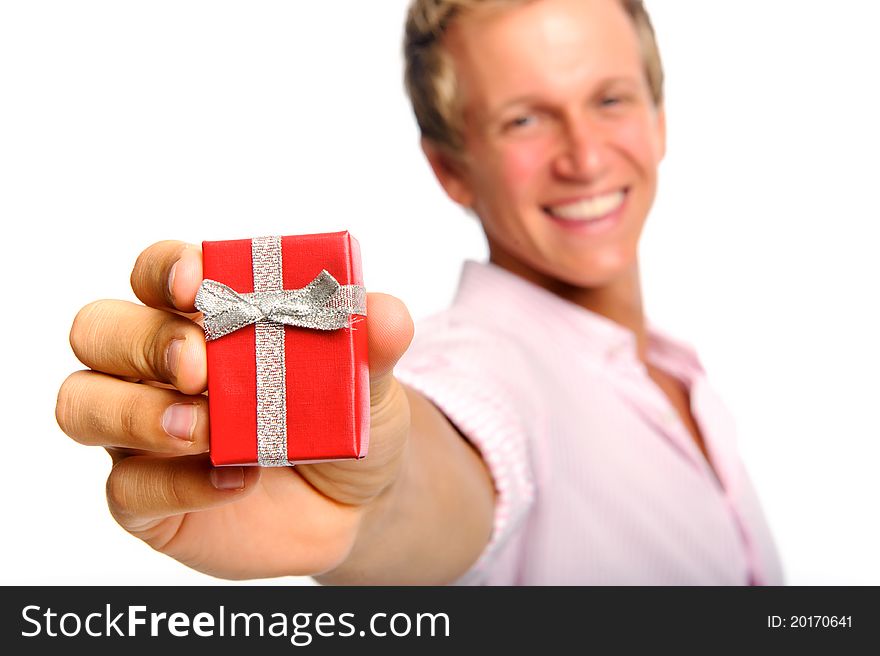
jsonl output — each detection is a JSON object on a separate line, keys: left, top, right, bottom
{"left": 613, "top": 119, "right": 663, "bottom": 165}
{"left": 499, "top": 142, "right": 548, "bottom": 192}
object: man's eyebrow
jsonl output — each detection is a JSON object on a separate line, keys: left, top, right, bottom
{"left": 486, "top": 76, "right": 642, "bottom": 117}
{"left": 597, "top": 75, "right": 642, "bottom": 88}
{"left": 487, "top": 94, "right": 542, "bottom": 118}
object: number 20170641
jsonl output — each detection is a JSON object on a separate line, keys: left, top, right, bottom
{"left": 768, "top": 615, "right": 852, "bottom": 629}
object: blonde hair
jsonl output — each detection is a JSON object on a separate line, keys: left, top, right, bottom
{"left": 404, "top": 0, "right": 665, "bottom": 152}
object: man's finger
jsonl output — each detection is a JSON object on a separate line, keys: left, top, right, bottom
{"left": 69, "top": 300, "right": 207, "bottom": 394}
{"left": 366, "top": 293, "right": 414, "bottom": 396}
{"left": 131, "top": 240, "right": 203, "bottom": 313}
{"left": 106, "top": 454, "right": 261, "bottom": 531}
{"left": 56, "top": 370, "right": 209, "bottom": 454}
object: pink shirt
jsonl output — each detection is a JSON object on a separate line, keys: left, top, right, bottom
{"left": 396, "top": 261, "right": 783, "bottom": 585}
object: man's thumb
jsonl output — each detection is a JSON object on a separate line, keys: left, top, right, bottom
{"left": 367, "top": 293, "right": 414, "bottom": 395}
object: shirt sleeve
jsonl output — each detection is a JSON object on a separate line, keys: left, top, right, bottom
{"left": 394, "top": 315, "right": 536, "bottom": 585}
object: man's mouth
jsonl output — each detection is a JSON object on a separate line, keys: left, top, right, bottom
{"left": 544, "top": 189, "right": 627, "bottom": 221}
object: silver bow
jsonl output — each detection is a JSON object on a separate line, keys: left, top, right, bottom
{"left": 195, "top": 270, "right": 367, "bottom": 341}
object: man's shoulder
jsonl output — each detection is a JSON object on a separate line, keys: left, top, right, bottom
{"left": 397, "top": 305, "right": 537, "bottom": 382}
{"left": 408, "top": 304, "right": 531, "bottom": 355}
{"left": 396, "top": 305, "right": 542, "bottom": 437}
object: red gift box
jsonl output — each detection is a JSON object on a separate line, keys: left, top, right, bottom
{"left": 198, "top": 231, "right": 369, "bottom": 466}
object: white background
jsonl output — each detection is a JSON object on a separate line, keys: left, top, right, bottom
{"left": 1, "top": 0, "right": 878, "bottom": 585}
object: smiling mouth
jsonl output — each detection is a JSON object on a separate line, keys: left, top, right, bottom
{"left": 543, "top": 188, "right": 628, "bottom": 221}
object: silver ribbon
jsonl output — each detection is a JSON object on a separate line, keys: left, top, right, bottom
{"left": 195, "top": 236, "right": 367, "bottom": 466}
{"left": 195, "top": 272, "right": 367, "bottom": 341}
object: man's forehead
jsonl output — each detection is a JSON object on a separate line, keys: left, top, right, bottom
{"left": 447, "top": 0, "right": 643, "bottom": 110}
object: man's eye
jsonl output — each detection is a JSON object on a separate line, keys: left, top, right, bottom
{"left": 601, "top": 96, "right": 621, "bottom": 107}
{"left": 505, "top": 115, "right": 536, "bottom": 130}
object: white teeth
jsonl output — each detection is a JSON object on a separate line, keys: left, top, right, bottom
{"left": 546, "top": 190, "right": 625, "bottom": 221}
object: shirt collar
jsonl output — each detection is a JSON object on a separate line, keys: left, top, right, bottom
{"left": 452, "top": 260, "right": 704, "bottom": 376}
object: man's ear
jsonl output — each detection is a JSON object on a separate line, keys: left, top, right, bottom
{"left": 420, "top": 138, "right": 475, "bottom": 208}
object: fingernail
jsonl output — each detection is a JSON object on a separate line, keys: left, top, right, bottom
{"left": 168, "top": 259, "right": 180, "bottom": 305}
{"left": 162, "top": 403, "right": 196, "bottom": 441}
{"left": 211, "top": 467, "right": 245, "bottom": 490}
{"left": 166, "top": 338, "right": 184, "bottom": 378}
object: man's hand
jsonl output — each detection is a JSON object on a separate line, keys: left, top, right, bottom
{"left": 55, "top": 240, "right": 415, "bottom": 580}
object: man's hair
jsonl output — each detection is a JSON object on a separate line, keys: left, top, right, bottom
{"left": 403, "top": 0, "right": 664, "bottom": 153}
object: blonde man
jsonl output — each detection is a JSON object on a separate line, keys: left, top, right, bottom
{"left": 57, "top": 0, "right": 782, "bottom": 584}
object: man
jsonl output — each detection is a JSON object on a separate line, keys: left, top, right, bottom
{"left": 55, "top": 0, "right": 783, "bottom": 584}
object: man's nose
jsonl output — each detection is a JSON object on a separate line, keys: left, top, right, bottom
{"left": 552, "top": 117, "right": 609, "bottom": 181}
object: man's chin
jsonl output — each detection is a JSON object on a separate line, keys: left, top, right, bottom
{"left": 543, "top": 253, "right": 640, "bottom": 292}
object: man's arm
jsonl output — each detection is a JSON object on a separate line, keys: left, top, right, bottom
{"left": 316, "top": 383, "right": 495, "bottom": 585}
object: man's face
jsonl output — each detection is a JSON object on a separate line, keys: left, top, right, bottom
{"left": 431, "top": 0, "right": 666, "bottom": 289}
